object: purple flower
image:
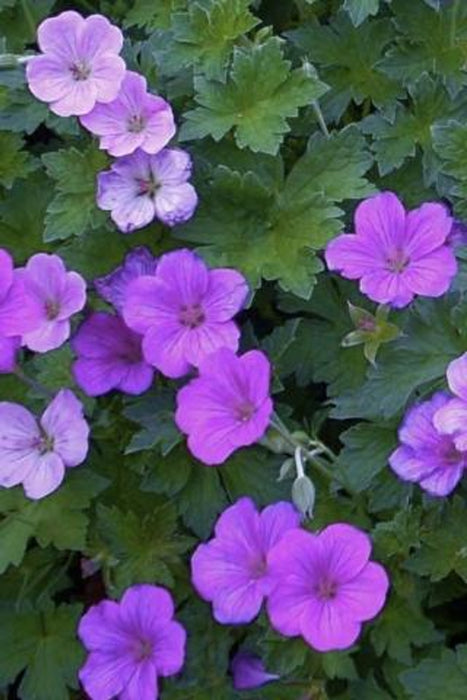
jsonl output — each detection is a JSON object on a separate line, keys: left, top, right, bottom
{"left": 80, "top": 71, "right": 175, "bottom": 157}
{"left": 18, "top": 253, "right": 86, "bottom": 353}
{"left": 0, "top": 248, "right": 41, "bottom": 371}
{"left": 191, "top": 497, "right": 300, "bottom": 624}
{"left": 0, "top": 389, "right": 89, "bottom": 499}
{"left": 325, "top": 191, "right": 457, "bottom": 308}
{"left": 433, "top": 354, "right": 467, "bottom": 453}
{"left": 123, "top": 249, "right": 248, "bottom": 378}
{"left": 267, "top": 524, "right": 389, "bottom": 652}
{"left": 71, "top": 312, "right": 154, "bottom": 396}
{"left": 176, "top": 348, "right": 273, "bottom": 465}
{"left": 97, "top": 148, "right": 198, "bottom": 233}
{"left": 231, "top": 652, "right": 279, "bottom": 690}
{"left": 78, "top": 584, "right": 186, "bottom": 700}
{"left": 94, "top": 247, "right": 158, "bottom": 313}
{"left": 26, "top": 11, "right": 125, "bottom": 117}
{"left": 389, "top": 391, "right": 467, "bottom": 496}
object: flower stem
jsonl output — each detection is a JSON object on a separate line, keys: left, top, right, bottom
{"left": 20, "top": 0, "right": 37, "bottom": 41}
{"left": 14, "top": 366, "right": 54, "bottom": 398}
{"left": 312, "top": 100, "right": 330, "bottom": 139}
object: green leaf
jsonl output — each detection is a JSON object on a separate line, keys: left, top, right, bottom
{"left": 0, "top": 131, "right": 35, "bottom": 188}
{"left": 177, "top": 127, "right": 373, "bottom": 298}
{"left": 124, "top": 389, "right": 182, "bottom": 456}
{"left": 124, "top": 0, "right": 186, "bottom": 30}
{"left": 335, "top": 422, "right": 397, "bottom": 493}
{"left": 180, "top": 36, "right": 328, "bottom": 154}
{"left": 0, "top": 602, "right": 84, "bottom": 700}
{"left": 94, "top": 503, "right": 192, "bottom": 595}
{"left": 432, "top": 120, "right": 467, "bottom": 219}
{"left": 162, "top": 0, "right": 259, "bottom": 80}
{"left": 343, "top": 0, "right": 380, "bottom": 27}
{"left": 0, "top": 469, "right": 107, "bottom": 573}
{"left": 0, "top": 87, "right": 47, "bottom": 134}
{"left": 42, "top": 145, "right": 109, "bottom": 242}
{"left": 400, "top": 645, "right": 467, "bottom": 700}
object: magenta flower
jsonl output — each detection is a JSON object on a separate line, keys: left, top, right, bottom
{"left": 18, "top": 253, "right": 86, "bottom": 353}
{"left": 231, "top": 652, "right": 279, "bottom": 691}
{"left": 71, "top": 312, "right": 154, "bottom": 397}
{"left": 433, "top": 354, "right": 467, "bottom": 453}
{"left": 97, "top": 148, "right": 198, "bottom": 232}
{"left": 94, "top": 247, "right": 158, "bottom": 313}
{"left": 390, "top": 391, "right": 467, "bottom": 496}
{"left": 78, "top": 584, "right": 186, "bottom": 700}
{"left": 176, "top": 348, "right": 273, "bottom": 465}
{"left": 267, "top": 524, "right": 389, "bottom": 652}
{"left": 325, "top": 192, "right": 457, "bottom": 308}
{"left": 123, "top": 249, "right": 248, "bottom": 379}
{"left": 0, "top": 248, "right": 41, "bottom": 371}
{"left": 80, "top": 71, "right": 175, "bottom": 157}
{"left": 191, "top": 498, "right": 300, "bottom": 624}
{"left": 0, "top": 389, "right": 89, "bottom": 500}
{"left": 26, "top": 11, "right": 125, "bottom": 117}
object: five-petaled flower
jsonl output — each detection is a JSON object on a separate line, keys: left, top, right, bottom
{"left": 97, "top": 148, "right": 198, "bottom": 232}
{"left": 0, "top": 389, "right": 89, "bottom": 499}
{"left": 191, "top": 497, "right": 301, "bottom": 623}
{"left": 78, "top": 584, "right": 186, "bottom": 700}
{"left": 26, "top": 10, "right": 126, "bottom": 117}
{"left": 175, "top": 347, "right": 273, "bottom": 464}
{"left": 267, "top": 523, "right": 389, "bottom": 652}
{"left": 123, "top": 249, "right": 248, "bottom": 379}
{"left": 390, "top": 391, "right": 467, "bottom": 496}
{"left": 80, "top": 71, "right": 175, "bottom": 157}
{"left": 325, "top": 191, "right": 457, "bottom": 308}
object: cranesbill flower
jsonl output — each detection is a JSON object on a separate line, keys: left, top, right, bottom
{"left": 123, "top": 249, "right": 248, "bottom": 379}
{"left": 231, "top": 652, "right": 279, "bottom": 690}
{"left": 176, "top": 348, "right": 273, "bottom": 465}
{"left": 71, "top": 312, "right": 154, "bottom": 396}
{"left": 26, "top": 11, "right": 125, "bottom": 117}
{"left": 18, "top": 253, "right": 86, "bottom": 353}
{"left": 78, "top": 584, "right": 186, "bottom": 700}
{"left": 97, "top": 148, "right": 198, "bottom": 232}
{"left": 267, "top": 524, "right": 389, "bottom": 652}
{"left": 94, "top": 247, "right": 158, "bottom": 313}
{"left": 390, "top": 391, "right": 467, "bottom": 496}
{"left": 0, "top": 389, "right": 89, "bottom": 499}
{"left": 433, "top": 354, "right": 467, "bottom": 453}
{"left": 80, "top": 71, "right": 175, "bottom": 157}
{"left": 325, "top": 191, "right": 457, "bottom": 308}
{"left": 191, "top": 498, "right": 300, "bottom": 624}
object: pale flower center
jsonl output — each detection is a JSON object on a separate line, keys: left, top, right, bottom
{"left": 386, "top": 247, "right": 409, "bottom": 273}
{"left": 45, "top": 298, "right": 60, "bottom": 320}
{"left": 314, "top": 577, "right": 338, "bottom": 601}
{"left": 127, "top": 114, "right": 146, "bottom": 133}
{"left": 32, "top": 428, "right": 54, "bottom": 455}
{"left": 69, "top": 61, "right": 91, "bottom": 81}
{"left": 179, "top": 304, "right": 205, "bottom": 329}
{"left": 234, "top": 401, "right": 256, "bottom": 422}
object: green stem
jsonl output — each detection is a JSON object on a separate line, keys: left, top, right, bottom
{"left": 14, "top": 367, "right": 54, "bottom": 399}
{"left": 450, "top": 0, "right": 461, "bottom": 47}
{"left": 20, "top": 0, "right": 36, "bottom": 40}
{"left": 312, "top": 100, "right": 330, "bottom": 139}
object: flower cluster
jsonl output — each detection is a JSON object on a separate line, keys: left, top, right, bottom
{"left": 191, "top": 497, "right": 389, "bottom": 652}
{"left": 26, "top": 10, "right": 198, "bottom": 233}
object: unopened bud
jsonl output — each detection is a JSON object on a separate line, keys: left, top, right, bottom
{"left": 292, "top": 475, "right": 316, "bottom": 519}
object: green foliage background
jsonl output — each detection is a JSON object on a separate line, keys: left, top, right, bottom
{"left": 2, "top": 0, "right": 467, "bottom": 698}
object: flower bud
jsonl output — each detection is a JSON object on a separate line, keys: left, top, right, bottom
{"left": 291, "top": 475, "right": 316, "bottom": 519}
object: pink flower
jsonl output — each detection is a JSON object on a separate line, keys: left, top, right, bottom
{"left": 267, "top": 524, "right": 389, "bottom": 652}
{"left": 97, "top": 148, "right": 198, "bottom": 232}
{"left": 389, "top": 391, "right": 467, "bottom": 496}
{"left": 0, "top": 389, "right": 89, "bottom": 499}
{"left": 175, "top": 348, "right": 273, "bottom": 465}
{"left": 0, "top": 248, "right": 41, "bottom": 371}
{"left": 325, "top": 191, "right": 457, "bottom": 308}
{"left": 80, "top": 71, "right": 175, "bottom": 157}
{"left": 191, "top": 498, "right": 300, "bottom": 624}
{"left": 78, "top": 584, "right": 186, "bottom": 700}
{"left": 123, "top": 249, "right": 248, "bottom": 379}
{"left": 433, "top": 353, "right": 467, "bottom": 452}
{"left": 18, "top": 253, "right": 86, "bottom": 353}
{"left": 71, "top": 312, "right": 154, "bottom": 396}
{"left": 231, "top": 652, "right": 279, "bottom": 690}
{"left": 94, "top": 247, "right": 158, "bottom": 313}
{"left": 26, "top": 10, "right": 125, "bottom": 117}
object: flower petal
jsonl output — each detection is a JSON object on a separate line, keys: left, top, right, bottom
{"left": 404, "top": 202, "right": 452, "bottom": 258}
{"left": 446, "top": 353, "right": 467, "bottom": 402}
{"left": 204, "top": 269, "right": 248, "bottom": 322}
{"left": 22, "top": 452, "right": 65, "bottom": 499}
{"left": 40, "top": 389, "right": 89, "bottom": 467}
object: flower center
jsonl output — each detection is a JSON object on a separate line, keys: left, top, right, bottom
{"left": 134, "top": 638, "right": 153, "bottom": 662}
{"left": 45, "top": 299, "right": 60, "bottom": 320}
{"left": 250, "top": 555, "right": 267, "bottom": 578}
{"left": 137, "top": 177, "right": 159, "bottom": 198}
{"left": 357, "top": 318, "right": 376, "bottom": 332}
{"left": 127, "top": 114, "right": 146, "bottom": 133}
{"left": 314, "top": 577, "right": 338, "bottom": 601}
{"left": 33, "top": 428, "right": 54, "bottom": 455}
{"left": 69, "top": 61, "right": 91, "bottom": 81}
{"left": 235, "top": 401, "right": 256, "bottom": 422}
{"left": 439, "top": 439, "right": 463, "bottom": 465}
{"left": 386, "top": 248, "right": 409, "bottom": 273}
{"left": 179, "top": 304, "right": 205, "bottom": 329}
